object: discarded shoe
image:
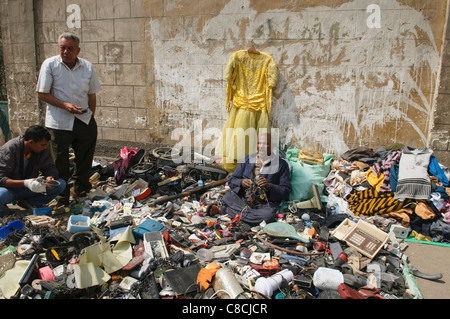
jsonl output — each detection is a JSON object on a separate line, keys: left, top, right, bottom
{"left": 0, "top": 220, "right": 25, "bottom": 240}
{"left": 45, "top": 245, "right": 78, "bottom": 266}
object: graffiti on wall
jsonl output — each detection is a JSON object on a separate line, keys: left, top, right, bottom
{"left": 145, "top": 0, "right": 440, "bottom": 154}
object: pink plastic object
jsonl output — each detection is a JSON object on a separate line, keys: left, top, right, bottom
{"left": 39, "top": 266, "right": 55, "bottom": 281}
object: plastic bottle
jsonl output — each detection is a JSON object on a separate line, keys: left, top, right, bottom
{"left": 196, "top": 248, "right": 214, "bottom": 262}
{"left": 402, "top": 260, "right": 423, "bottom": 299}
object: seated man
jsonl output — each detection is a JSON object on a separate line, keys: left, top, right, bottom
{"left": 210, "top": 133, "right": 291, "bottom": 226}
{"left": 0, "top": 125, "right": 66, "bottom": 216}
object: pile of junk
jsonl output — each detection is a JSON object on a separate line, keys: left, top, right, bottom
{"left": 0, "top": 145, "right": 445, "bottom": 300}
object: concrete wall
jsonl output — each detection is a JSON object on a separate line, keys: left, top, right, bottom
{"left": 1, "top": 0, "right": 450, "bottom": 166}
{"left": 0, "top": 0, "right": 41, "bottom": 133}
{"left": 431, "top": 5, "right": 450, "bottom": 166}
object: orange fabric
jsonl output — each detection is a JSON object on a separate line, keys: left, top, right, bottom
{"left": 196, "top": 263, "right": 221, "bottom": 291}
{"left": 382, "top": 208, "right": 413, "bottom": 228}
{"left": 415, "top": 202, "right": 436, "bottom": 220}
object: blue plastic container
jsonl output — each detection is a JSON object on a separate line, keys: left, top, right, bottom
{"left": 132, "top": 219, "right": 166, "bottom": 239}
{"left": 33, "top": 207, "right": 53, "bottom": 215}
{"left": 67, "top": 215, "right": 91, "bottom": 233}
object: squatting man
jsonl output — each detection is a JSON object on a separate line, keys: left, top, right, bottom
{"left": 208, "top": 133, "right": 291, "bottom": 226}
{"left": 0, "top": 125, "right": 66, "bottom": 216}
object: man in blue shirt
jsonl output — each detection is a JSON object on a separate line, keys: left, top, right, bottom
{"left": 210, "top": 133, "right": 291, "bottom": 226}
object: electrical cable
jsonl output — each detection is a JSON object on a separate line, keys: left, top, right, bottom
{"left": 208, "top": 289, "right": 232, "bottom": 299}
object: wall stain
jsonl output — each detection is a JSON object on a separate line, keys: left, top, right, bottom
{"left": 64, "top": 0, "right": 450, "bottom": 153}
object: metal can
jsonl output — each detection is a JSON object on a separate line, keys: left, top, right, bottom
{"left": 89, "top": 172, "right": 100, "bottom": 184}
{"left": 212, "top": 268, "right": 246, "bottom": 299}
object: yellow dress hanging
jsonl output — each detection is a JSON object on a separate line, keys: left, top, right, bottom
{"left": 216, "top": 50, "right": 278, "bottom": 172}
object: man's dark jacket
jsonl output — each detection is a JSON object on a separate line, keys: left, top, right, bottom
{"left": 228, "top": 153, "right": 291, "bottom": 203}
{"left": 0, "top": 136, "right": 58, "bottom": 187}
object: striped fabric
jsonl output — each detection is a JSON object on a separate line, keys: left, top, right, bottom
{"left": 395, "top": 178, "right": 432, "bottom": 201}
{"left": 394, "top": 147, "right": 432, "bottom": 201}
{"left": 371, "top": 151, "right": 402, "bottom": 192}
{"left": 347, "top": 188, "right": 411, "bottom": 217}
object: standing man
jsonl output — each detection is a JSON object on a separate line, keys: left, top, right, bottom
{"left": 0, "top": 125, "right": 66, "bottom": 216}
{"left": 36, "top": 32, "right": 102, "bottom": 206}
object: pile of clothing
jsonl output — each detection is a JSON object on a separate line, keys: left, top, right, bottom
{"left": 321, "top": 146, "right": 450, "bottom": 243}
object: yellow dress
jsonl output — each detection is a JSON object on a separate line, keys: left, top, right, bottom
{"left": 216, "top": 50, "right": 278, "bottom": 172}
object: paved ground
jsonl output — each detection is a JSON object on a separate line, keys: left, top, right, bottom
{"left": 405, "top": 242, "right": 450, "bottom": 299}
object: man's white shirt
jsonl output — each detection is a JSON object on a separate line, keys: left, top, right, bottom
{"left": 36, "top": 55, "right": 102, "bottom": 131}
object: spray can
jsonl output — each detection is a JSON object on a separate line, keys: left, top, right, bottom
{"left": 212, "top": 268, "right": 246, "bottom": 299}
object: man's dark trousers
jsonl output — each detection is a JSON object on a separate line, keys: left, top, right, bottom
{"left": 48, "top": 117, "right": 97, "bottom": 203}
